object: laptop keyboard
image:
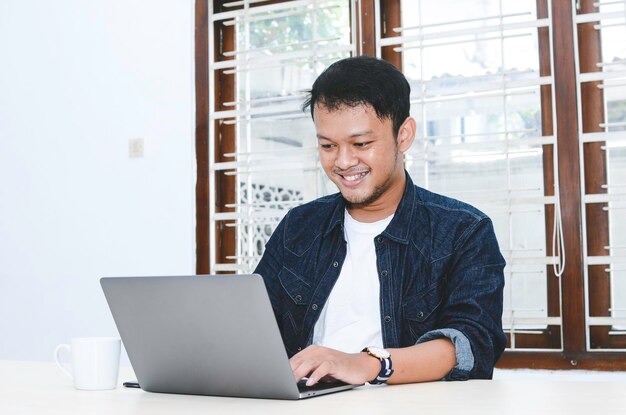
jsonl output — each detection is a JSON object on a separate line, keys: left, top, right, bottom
{"left": 297, "top": 379, "right": 350, "bottom": 393}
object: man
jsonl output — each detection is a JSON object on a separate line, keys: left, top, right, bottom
{"left": 254, "top": 56, "right": 506, "bottom": 386}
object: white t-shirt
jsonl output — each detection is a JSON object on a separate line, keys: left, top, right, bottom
{"left": 312, "top": 209, "right": 394, "bottom": 353}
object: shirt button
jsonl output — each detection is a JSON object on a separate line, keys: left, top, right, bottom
{"left": 312, "top": 304, "right": 318, "bottom": 310}
{"left": 294, "top": 295, "right": 302, "bottom": 302}
{"left": 297, "top": 347, "right": 302, "bottom": 351}
{"left": 377, "top": 237, "right": 383, "bottom": 243}
{"left": 381, "top": 270, "right": 388, "bottom": 277}
{"left": 417, "top": 311, "right": 424, "bottom": 319}
{"left": 333, "top": 261, "right": 339, "bottom": 268}
{"left": 384, "top": 316, "right": 392, "bottom": 323}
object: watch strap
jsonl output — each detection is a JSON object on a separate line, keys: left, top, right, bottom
{"left": 362, "top": 347, "right": 394, "bottom": 384}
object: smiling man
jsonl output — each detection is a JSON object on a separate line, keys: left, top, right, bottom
{"left": 254, "top": 56, "right": 506, "bottom": 386}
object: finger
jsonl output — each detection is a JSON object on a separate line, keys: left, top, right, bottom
{"left": 292, "top": 360, "right": 316, "bottom": 383}
{"left": 289, "top": 355, "right": 301, "bottom": 372}
{"left": 289, "top": 348, "right": 308, "bottom": 371}
{"left": 288, "top": 344, "right": 320, "bottom": 372}
{"left": 320, "top": 374, "right": 338, "bottom": 383}
{"left": 306, "top": 361, "right": 332, "bottom": 386}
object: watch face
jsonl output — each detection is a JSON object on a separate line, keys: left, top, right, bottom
{"left": 367, "top": 347, "right": 390, "bottom": 359}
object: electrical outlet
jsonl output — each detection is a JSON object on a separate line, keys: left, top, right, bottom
{"left": 128, "top": 138, "right": 145, "bottom": 158}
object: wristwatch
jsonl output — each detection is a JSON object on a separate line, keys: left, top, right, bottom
{"left": 362, "top": 346, "right": 394, "bottom": 384}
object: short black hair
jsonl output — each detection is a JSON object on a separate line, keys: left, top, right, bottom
{"left": 303, "top": 56, "right": 411, "bottom": 136}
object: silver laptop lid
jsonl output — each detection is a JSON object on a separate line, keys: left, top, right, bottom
{"left": 101, "top": 274, "right": 303, "bottom": 399}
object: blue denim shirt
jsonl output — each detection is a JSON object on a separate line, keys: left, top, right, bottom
{"left": 254, "top": 172, "right": 506, "bottom": 380}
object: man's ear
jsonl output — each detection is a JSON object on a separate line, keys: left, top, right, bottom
{"left": 397, "top": 116, "right": 416, "bottom": 153}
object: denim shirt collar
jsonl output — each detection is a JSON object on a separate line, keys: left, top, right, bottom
{"left": 322, "top": 171, "right": 419, "bottom": 245}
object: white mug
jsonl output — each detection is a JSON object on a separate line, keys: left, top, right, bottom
{"left": 54, "top": 337, "right": 121, "bottom": 390}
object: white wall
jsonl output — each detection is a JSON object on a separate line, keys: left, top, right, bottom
{"left": 0, "top": 0, "right": 195, "bottom": 362}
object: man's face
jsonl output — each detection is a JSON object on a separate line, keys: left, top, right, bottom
{"left": 314, "top": 104, "right": 410, "bottom": 209}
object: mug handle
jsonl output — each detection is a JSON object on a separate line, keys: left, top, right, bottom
{"left": 54, "top": 344, "right": 73, "bottom": 379}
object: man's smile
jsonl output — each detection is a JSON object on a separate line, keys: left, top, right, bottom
{"left": 335, "top": 170, "right": 370, "bottom": 187}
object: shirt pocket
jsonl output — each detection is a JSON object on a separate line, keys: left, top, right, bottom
{"left": 275, "top": 266, "right": 312, "bottom": 342}
{"left": 277, "top": 266, "right": 312, "bottom": 306}
{"left": 402, "top": 282, "right": 444, "bottom": 342}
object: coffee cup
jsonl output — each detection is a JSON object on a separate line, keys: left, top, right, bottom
{"left": 54, "top": 337, "right": 121, "bottom": 390}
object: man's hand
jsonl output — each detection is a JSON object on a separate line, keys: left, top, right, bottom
{"left": 289, "top": 344, "right": 380, "bottom": 386}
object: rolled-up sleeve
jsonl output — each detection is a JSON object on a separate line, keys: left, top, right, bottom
{"left": 416, "top": 328, "right": 474, "bottom": 380}
{"left": 427, "top": 217, "right": 506, "bottom": 380}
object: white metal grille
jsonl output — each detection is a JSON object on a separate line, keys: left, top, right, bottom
{"left": 209, "top": 0, "right": 354, "bottom": 272}
{"left": 574, "top": 0, "right": 626, "bottom": 351}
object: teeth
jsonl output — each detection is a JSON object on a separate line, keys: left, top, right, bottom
{"left": 344, "top": 172, "right": 367, "bottom": 182}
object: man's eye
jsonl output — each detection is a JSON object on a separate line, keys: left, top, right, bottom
{"left": 355, "top": 142, "right": 371, "bottom": 148}
{"left": 320, "top": 144, "right": 334, "bottom": 149}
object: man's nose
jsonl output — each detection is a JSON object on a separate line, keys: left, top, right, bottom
{"left": 335, "top": 146, "right": 357, "bottom": 170}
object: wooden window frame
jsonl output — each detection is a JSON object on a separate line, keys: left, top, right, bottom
{"left": 196, "top": 0, "right": 626, "bottom": 369}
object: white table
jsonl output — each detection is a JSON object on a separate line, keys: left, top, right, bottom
{"left": 2, "top": 360, "right": 625, "bottom": 414}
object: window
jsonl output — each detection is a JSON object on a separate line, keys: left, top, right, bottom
{"left": 197, "top": 0, "right": 626, "bottom": 369}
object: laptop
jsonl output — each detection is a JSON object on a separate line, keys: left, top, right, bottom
{"left": 100, "top": 274, "right": 358, "bottom": 400}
